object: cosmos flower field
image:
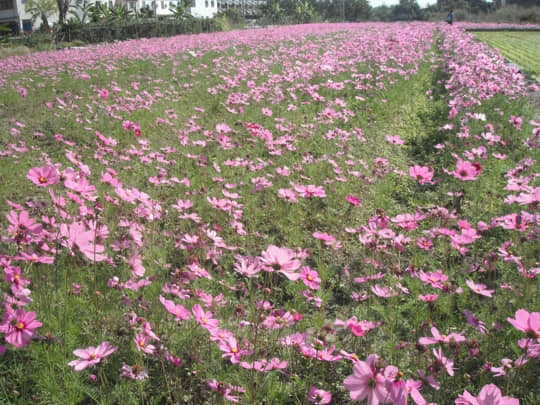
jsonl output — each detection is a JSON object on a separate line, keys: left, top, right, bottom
{"left": 0, "top": 22, "right": 539, "bottom": 404}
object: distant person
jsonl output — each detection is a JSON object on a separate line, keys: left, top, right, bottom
{"left": 446, "top": 10, "right": 453, "bottom": 25}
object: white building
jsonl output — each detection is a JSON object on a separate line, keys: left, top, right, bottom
{"left": 0, "top": 0, "right": 58, "bottom": 33}
{"left": 190, "top": 0, "right": 217, "bottom": 18}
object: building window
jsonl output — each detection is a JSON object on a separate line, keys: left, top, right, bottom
{"left": 128, "top": 1, "right": 136, "bottom": 9}
{"left": 0, "top": 0, "right": 13, "bottom": 10}
{"left": 210, "top": 0, "right": 213, "bottom": 6}
{"left": 205, "top": 0, "right": 208, "bottom": 6}
{"left": 161, "top": 1, "right": 165, "bottom": 8}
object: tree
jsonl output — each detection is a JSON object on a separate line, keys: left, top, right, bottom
{"left": 56, "top": 0, "right": 71, "bottom": 25}
{"left": 25, "top": 0, "right": 58, "bottom": 30}
{"left": 69, "top": 0, "right": 93, "bottom": 23}
{"left": 169, "top": 0, "right": 193, "bottom": 20}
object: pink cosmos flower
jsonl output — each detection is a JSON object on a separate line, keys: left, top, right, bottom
{"left": 432, "top": 347, "right": 454, "bottom": 376}
{"left": 463, "top": 310, "right": 487, "bottom": 334}
{"left": 507, "top": 309, "right": 540, "bottom": 338}
{"left": 308, "top": 386, "right": 332, "bottom": 404}
{"left": 455, "top": 383, "right": 519, "bottom": 405}
{"left": 27, "top": 165, "right": 60, "bottom": 187}
{"left": 98, "top": 89, "right": 109, "bottom": 99}
{"left": 452, "top": 158, "right": 482, "bottom": 181}
{"left": 346, "top": 194, "right": 362, "bottom": 206}
{"left": 159, "top": 295, "right": 191, "bottom": 321}
{"left": 509, "top": 115, "right": 522, "bottom": 130}
{"left": 419, "top": 327, "right": 466, "bottom": 346}
{"left": 192, "top": 304, "right": 219, "bottom": 330}
{"left": 466, "top": 280, "right": 494, "bottom": 297}
{"left": 344, "top": 354, "right": 389, "bottom": 404}
{"left": 385, "top": 134, "right": 405, "bottom": 144}
{"left": 409, "top": 165, "right": 434, "bottom": 185}
{"left": 0, "top": 306, "right": 42, "bottom": 348}
{"left": 260, "top": 245, "right": 301, "bottom": 281}
{"left": 300, "top": 266, "right": 321, "bottom": 290}
{"left": 68, "top": 341, "right": 117, "bottom": 371}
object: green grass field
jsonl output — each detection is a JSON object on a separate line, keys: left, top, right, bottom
{"left": 474, "top": 31, "right": 540, "bottom": 81}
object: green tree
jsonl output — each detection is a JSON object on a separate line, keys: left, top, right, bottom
{"left": 69, "top": 0, "right": 93, "bottom": 23}
{"left": 25, "top": 0, "right": 58, "bottom": 30}
{"left": 56, "top": 0, "right": 71, "bottom": 24}
{"left": 169, "top": 0, "right": 193, "bottom": 20}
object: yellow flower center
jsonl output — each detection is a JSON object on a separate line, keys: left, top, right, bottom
{"left": 39, "top": 176, "right": 47, "bottom": 184}
{"left": 15, "top": 322, "right": 25, "bottom": 330}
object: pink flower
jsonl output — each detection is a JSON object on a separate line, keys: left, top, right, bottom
{"left": 308, "top": 386, "right": 332, "bottom": 404}
{"left": 385, "top": 134, "right": 404, "bottom": 144}
{"left": 346, "top": 194, "right": 362, "bottom": 206}
{"left": 68, "top": 341, "right": 117, "bottom": 371}
{"left": 0, "top": 306, "right": 42, "bottom": 348}
{"left": 27, "top": 165, "right": 60, "bottom": 187}
{"left": 509, "top": 115, "right": 522, "bottom": 130}
{"left": 466, "top": 280, "right": 494, "bottom": 297}
{"left": 192, "top": 304, "right": 219, "bottom": 330}
{"left": 159, "top": 295, "right": 191, "bottom": 321}
{"left": 344, "top": 354, "right": 389, "bottom": 404}
{"left": 432, "top": 347, "right": 454, "bottom": 376}
{"left": 507, "top": 309, "right": 540, "bottom": 338}
{"left": 419, "top": 327, "right": 466, "bottom": 346}
{"left": 98, "top": 89, "right": 109, "bottom": 99}
{"left": 260, "top": 245, "right": 301, "bottom": 281}
{"left": 300, "top": 266, "right": 321, "bottom": 290}
{"left": 455, "top": 383, "right": 519, "bottom": 404}
{"left": 409, "top": 165, "right": 434, "bottom": 185}
{"left": 452, "top": 158, "right": 482, "bottom": 181}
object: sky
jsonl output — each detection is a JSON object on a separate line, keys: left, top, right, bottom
{"left": 369, "top": 0, "right": 436, "bottom": 8}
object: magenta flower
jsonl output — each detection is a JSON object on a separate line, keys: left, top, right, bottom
{"left": 344, "top": 354, "right": 389, "bottom": 404}
{"left": 346, "top": 194, "right": 362, "bottom": 206}
{"left": 308, "top": 386, "right": 332, "bottom": 404}
{"left": 455, "top": 383, "right": 519, "bottom": 404}
{"left": 68, "top": 341, "right": 117, "bottom": 371}
{"left": 0, "top": 306, "right": 42, "bottom": 348}
{"left": 27, "top": 165, "right": 60, "bottom": 187}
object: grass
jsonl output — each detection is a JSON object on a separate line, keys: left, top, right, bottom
{"left": 0, "top": 22, "right": 539, "bottom": 404}
{"left": 473, "top": 30, "right": 540, "bottom": 81}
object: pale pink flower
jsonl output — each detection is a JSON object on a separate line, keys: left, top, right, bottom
{"left": 308, "top": 386, "right": 332, "bottom": 404}
{"left": 466, "top": 280, "right": 494, "bottom": 297}
{"left": 159, "top": 295, "right": 191, "bottom": 321}
{"left": 68, "top": 341, "right": 117, "bottom": 370}
{"left": 419, "top": 327, "right": 466, "bottom": 346}
{"left": 432, "top": 347, "right": 454, "bottom": 376}
{"left": 409, "top": 165, "right": 434, "bottom": 185}
{"left": 344, "top": 354, "right": 389, "bottom": 404}
{"left": 260, "top": 245, "right": 301, "bottom": 281}
{"left": 455, "top": 383, "right": 519, "bottom": 404}
{"left": 507, "top": 309, "right": 540, "bottom": 338}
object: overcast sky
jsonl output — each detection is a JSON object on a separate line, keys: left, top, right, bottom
{"left": 369, "top": 0, "right": 436, "bottom": 8}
